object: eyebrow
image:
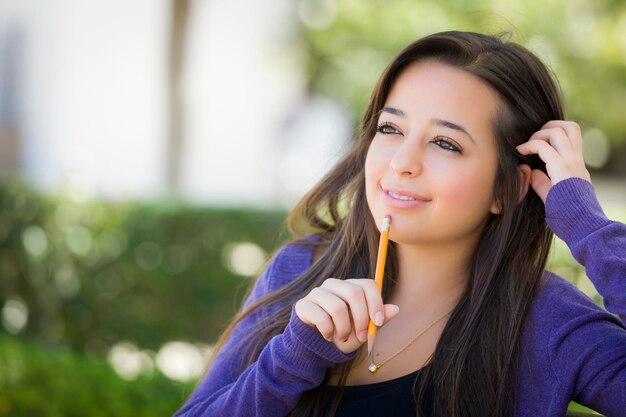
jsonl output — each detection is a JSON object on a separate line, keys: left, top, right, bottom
{"left": 381, "top": 106, "right": 476, "bottom": 144}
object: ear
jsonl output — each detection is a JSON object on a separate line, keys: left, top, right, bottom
{"left": 489, "top": 164, "right": 532, "bottom": 215}
{"left": 490, "top": 197, "right": 502, "bottom": 215}
{"left": 517, "top": 164, "right": 532, "bottom": 203}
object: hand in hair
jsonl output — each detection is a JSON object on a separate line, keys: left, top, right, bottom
{"left": 516, "top": 120, "right": 592, "bottom": 202}
{"left": 295, "top": 278, "right": 400, "bottom": 354}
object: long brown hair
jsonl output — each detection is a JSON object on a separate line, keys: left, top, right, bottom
{"left": 206, "top": 31, "right": 562, "bottom": 417}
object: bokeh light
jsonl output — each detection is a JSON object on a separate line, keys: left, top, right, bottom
{"left": 223, "top": 242, "right": 267, "bottom": 277}
{"left": 155, "top": 341, "right": 208, "bottom": 382}
{"left": 107, "top": 341, "right": 154, "bottom": 380}
{"left": 298, "top": 0, "right": 337, "bottom": 30}
{"left": 21, "top": 225, "right": 49, "bottom": 259}
{"left": 65, "top": 225, "right": 94, "bottom": 257}
{"left": 583, "top": 127, "right": 611, "bottom": 169}
{"left": 2, "top": 297, "right": 29, "bottom": 334}
{"left": 134, "top": 241, "right": 162, "bottom": 271}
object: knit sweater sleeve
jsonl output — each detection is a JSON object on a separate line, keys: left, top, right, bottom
{"left": 172, "top": 241, "right": 353, "bottom": 417}
{"left": 545, "top": 177, "right": 626, "bottom": 323}
{"left": 543, "top": 178, "right": 626, "bottom": 416}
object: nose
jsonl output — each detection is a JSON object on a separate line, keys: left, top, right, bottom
{"left": 389, "top": 138, "right": 423, "bottom": 177}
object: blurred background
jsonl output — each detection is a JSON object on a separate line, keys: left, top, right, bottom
{"left": 0, "top": 0, "right": 624, "bottom": 415}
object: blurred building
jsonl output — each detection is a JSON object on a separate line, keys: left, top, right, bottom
{"left": 0, "top": 0, "right": 352, "bottom": 208}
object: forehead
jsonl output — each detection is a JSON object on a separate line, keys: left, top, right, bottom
{"left": 384, "top": 60, "right": 500, "bottom": 141}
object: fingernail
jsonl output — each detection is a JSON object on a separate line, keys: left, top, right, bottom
{"left": 358, "top": 330, "right": 368, "bottom": 341}
{"left": 375, "top": 311, "right": 384, "bottom": 326}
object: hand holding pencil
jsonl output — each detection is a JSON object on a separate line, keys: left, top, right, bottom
{"left": 294, "top": 214, "right": 399, "bottom": 354}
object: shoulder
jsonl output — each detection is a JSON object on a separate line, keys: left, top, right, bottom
{"left": 525, "top": 271, "right": 626, "bottom": 365}
{"left": 244, "top": 235, "right": 321, "bottom": 309}
{"left": 533, "top": 271, "right": 595, "bottom": 312}
{"left": 518, "top": 272, "right": 626, "bottom": 415}
{"left": 522, "top": 272, "right": 626, "bottom": 411}
{"left": 530, "top": 271, "right": 622, "bottom": 329}
{"left": 261, "top": 235, "right": 321, "bottom": 293}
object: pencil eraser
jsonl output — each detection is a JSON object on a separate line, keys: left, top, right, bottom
{"left": 382, "top": 215, "right": 391, "bottom": 230}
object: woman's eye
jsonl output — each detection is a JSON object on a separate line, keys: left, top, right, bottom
{"left": 376, "top": 123, "right": 400, "bottom": 135}
{"left": 433, "top": 137, "right": 462, "bottom": 154}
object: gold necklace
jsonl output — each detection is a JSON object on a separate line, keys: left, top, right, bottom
{"left": 368, "top": 309, "right": 454, "bottom": 374}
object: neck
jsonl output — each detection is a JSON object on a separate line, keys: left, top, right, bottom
{"left": 388, "top": 240, "right": 475, "bottom": 315}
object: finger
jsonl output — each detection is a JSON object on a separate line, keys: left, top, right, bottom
{"left": 307, "top": 287, "right": 353, "bottom": 341}
{"left": 348, "top": 278, "right": 385, "bottom": 327}
{"left": 518, "top": 138, "right": 590, "bottom": 184}
{"left": 529, "top": 169, "right": 552, "bottom": 203}
{"left": 526, "top": 127, "right": 575, "bottom": 156}
{"left": 541, "top": 120, "right": 583, "bottom": 152}
{"left": 382, "top": 304, "right": 400, "bottom": 324}
{"left": 516, "top": 139, "right": 561, "bottom": 171}
{"left": 321, "top": 279, "right": 370, "bottom": 342}
{"left": 294, "top": 299, "right": 334, "bottom": 341}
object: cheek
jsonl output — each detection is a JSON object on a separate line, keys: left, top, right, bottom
{"left": 364, "top": 142, "right": 392, "bottom": 220}
{"left": 364, "top": 142, "right": 385, "bottom": 186}
{"left": 364, "top": 148, "right": 378, "bottom": 205}
{"left": 433, "top": 161, "right": 497, "bottom": 213}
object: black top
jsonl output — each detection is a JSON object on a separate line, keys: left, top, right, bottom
{"left": 320, "top": 367, "right": 433, "bottom": 417}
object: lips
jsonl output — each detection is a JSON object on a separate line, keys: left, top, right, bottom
{"left": 382, "top": 186, "right": 430, "bottom": 202}
{"left": 387, "top": 190, "right": 417, "bottom": 201}
{"left": 380, "top": 185, "right": 431, "bottom": 208}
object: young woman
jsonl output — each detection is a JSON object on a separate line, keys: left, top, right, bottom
{"left": 173, "top": 31, "right": 626, "bottom": 417}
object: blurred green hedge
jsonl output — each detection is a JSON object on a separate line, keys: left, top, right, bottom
{"left": 0, "top": 334, "right": 191, "bottom": 417}
{"left": 0, "top": 179, "right": 289, "bottom": 353}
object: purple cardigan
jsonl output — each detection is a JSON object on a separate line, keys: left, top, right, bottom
{"left": 174, "top": 178, "right": 626, "bottom": 417}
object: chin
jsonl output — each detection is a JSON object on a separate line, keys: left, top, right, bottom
{"left": 387, "top": 227, "right": 422, "bottom": 244}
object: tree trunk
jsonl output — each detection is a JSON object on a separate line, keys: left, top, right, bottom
{"left": 166, "top": 0, "right": 190, "bottom": 195}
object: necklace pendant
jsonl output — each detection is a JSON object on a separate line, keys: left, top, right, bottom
{"left": 368, "top": 363, "right": 379, "bottom": 373}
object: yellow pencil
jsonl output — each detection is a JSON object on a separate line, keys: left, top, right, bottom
{"left": 367, "top": 214, "right": 391, "bottom": 358}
